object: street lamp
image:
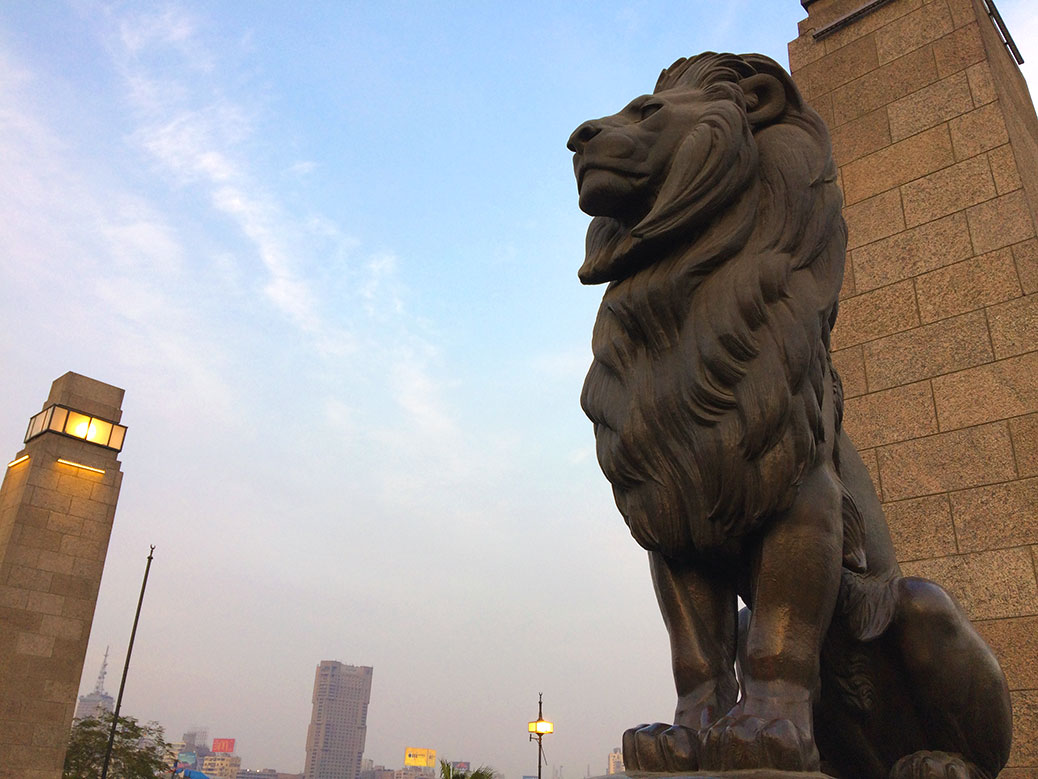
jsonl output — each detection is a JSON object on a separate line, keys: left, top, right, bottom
{"left": 25, "top": 403, "right": 127, "bottom": 451}
{"left": 528, "top": 693, "right": 553, "bottom": 779}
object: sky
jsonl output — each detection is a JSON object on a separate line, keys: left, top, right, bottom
{"left": 0, "top": 1, "right": 1035, "bottom": 777}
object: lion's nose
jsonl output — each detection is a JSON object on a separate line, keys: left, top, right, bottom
{"left": 568, "top": 120, "right": 602, "bottom": 153}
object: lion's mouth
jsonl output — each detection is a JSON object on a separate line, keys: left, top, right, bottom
{"left": 575, "top": 160, "right": 649, "bottom": 190}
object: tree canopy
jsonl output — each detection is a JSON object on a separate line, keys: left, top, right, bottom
{"left": 64, "top": 711, "right": 172, "bottom": 779}
{"left": 439, "top": 758, "right": 499, "bottom": 779}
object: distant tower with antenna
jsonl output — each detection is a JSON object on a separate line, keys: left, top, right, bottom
{"left": 74, "top": 647, "right": 114, "bottom": 721}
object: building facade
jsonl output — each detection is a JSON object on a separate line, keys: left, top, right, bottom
{"left": 203, "top": 753, "right": 243, "bottom": 779}
{"left": 303, "top": 662, "right": 373, "bottom": 779}
{"left": 606, "top": 747, "right": 624, "bottom": 775}
{"left": 0, "top": 373, "right": 127, "bottom": 779}
{"left": 789, "top": 0, "right": 1038, "bottom": 773}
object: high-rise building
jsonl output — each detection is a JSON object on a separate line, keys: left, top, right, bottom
{"left": 606, "top": 748, "right": 624, "bottom": 776}
{"left": 73, "top": 647, "right": 114, "bottom": 721}
{"left": 303, "top": 662, "right": 373, "bottom": 779}
{"left": 183, "top": 727, "right": 212, "bottom": 758}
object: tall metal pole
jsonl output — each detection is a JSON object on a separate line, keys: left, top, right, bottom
{"left": 537, "top": 693, "right": 544, "bottom": 779}
{"left": 101, "top": 545, "right": 155, "bottom": 779}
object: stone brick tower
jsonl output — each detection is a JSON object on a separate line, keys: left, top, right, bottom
{"left": 0, "top": 373, "right": 126, "bottom": 779}
{"left": 789, "top": 0, "right": 1037, "bottom": 773}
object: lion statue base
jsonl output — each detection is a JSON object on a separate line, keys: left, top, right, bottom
{"left": 569, "top": 52, "right": 1012, "bottom": 779}
{"left": 604, "top": 771, "right": 831, "bottom": 779}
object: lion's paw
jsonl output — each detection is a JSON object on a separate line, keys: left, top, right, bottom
{"left": 890, "top": 751, "right": 980, "bottom": 779}
{"left": 621, "top": 722, "right": 699, "bottom": 772}
{"left": 699, "top": 714, "right": 819, "bottom": 772}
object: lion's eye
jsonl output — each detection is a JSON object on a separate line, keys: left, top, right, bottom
{"left": 640, "top": 102, "right": 663, "bottom": 120}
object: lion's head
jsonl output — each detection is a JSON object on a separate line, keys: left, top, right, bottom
{"left": 574, "top": 53, "right": 848, "bottom": 558}
{"left": 568, "top": 52, "right": 842, "bottom": 286}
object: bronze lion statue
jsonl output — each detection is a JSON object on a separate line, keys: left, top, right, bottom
{"left": 568, "top": 52, "right": 1012, "bottom": 779}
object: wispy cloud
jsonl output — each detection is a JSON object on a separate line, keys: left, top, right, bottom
{"left": 101, "top": 3, "right": 461, "bottom": 437}
{"left": 117, "top": 6, "right": 210, "bottom": 69}
{"left": 98, "top": 197, "right": 186, "bottom": 275}
{"left": 286, "top": 160, "right": 316, "bottom": 177}
{"left": 114, "top": 10, "right": 323, "bottom": 332}
{"left": 0, "top": 45, "right": 234, "bottom": 418}
{"left": 391, "top": 353, "right": 455, "bottom": 437}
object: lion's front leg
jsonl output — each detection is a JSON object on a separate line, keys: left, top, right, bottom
{"left": 700, "top": 464, "right": 843, "bottom": 772}
{"left": 652, "top": 552, "right": 739, "bottom": 730}
{"left": 623, "top": 552, "right": 737, "bottom": 772}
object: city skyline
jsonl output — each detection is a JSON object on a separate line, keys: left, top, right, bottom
{"left": 0, "top": 2, "right": 1035, "bottom": 778}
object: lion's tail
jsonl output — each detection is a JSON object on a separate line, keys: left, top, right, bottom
{"left": 830, "top": 353, "right": 864, "bottom": 574}
{"left": 832, "top": 353, "right": 900, "bottom": 642}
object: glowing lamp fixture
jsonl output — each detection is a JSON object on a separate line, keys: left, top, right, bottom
{"left": 528, "top": 693, "right": 553, "bottom": 779}
{"left": 56, "top": 459, "right": 106, "bottom": 475}
{"left": 528, "top": 718, "right": 554, "bottom": 735}
{"left": 24, "top": 404, "right": 126, "bottom": 452}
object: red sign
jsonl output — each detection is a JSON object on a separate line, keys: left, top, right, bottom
{"left": 211, "top": 738, "right": 235, "bottom": 753}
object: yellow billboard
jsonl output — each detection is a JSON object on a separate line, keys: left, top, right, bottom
{"left": 404, "top": 748, "right": 437, "bottom": 767}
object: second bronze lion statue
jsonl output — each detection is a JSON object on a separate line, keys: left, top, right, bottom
{"left": 569, "top": 53, "right": 1012, "bottom": 779}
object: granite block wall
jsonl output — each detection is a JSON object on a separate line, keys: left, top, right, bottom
{"left": 791, "top": 0, "right": 1038, "bottom": 773}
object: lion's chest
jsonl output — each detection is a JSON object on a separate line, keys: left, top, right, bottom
{"left": 580, "top": 274, "right": 811, "bottom": 558}
{"left": 582, "top": 294, "right": 717, "bottom": 464}
{"left": 581, "top": 287, "right": 747, "bottom": 555}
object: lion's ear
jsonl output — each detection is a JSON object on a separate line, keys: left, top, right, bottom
{"left": 740, "top": 73, "right": 786, "bottom": 126}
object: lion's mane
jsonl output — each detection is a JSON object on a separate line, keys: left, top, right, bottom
{"left": 580, "top": 53, "right": 849, "bottom": 559}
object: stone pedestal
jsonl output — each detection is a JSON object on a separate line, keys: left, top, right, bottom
{"left": 601, "top": 772, "right": 831, "bottom": 779}
{"left": 0, "top": 373, "right": 125, "bottom": 779}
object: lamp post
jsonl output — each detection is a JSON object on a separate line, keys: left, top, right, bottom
{"left": 528, "top": 693, "right": 553, "bottom": 779}
{"left": 101, "top": 545, "right": 155, "bottom": 779}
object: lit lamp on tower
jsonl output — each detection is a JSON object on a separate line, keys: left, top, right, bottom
{"left": 528, "top": 693, "right": 553, "bottom": 779}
